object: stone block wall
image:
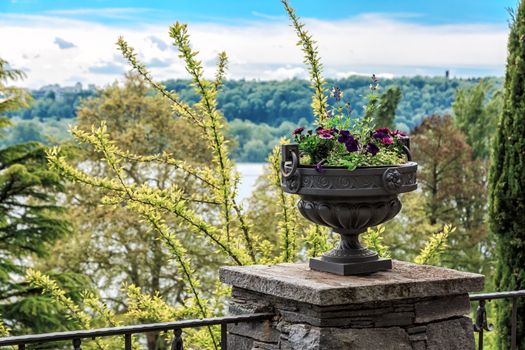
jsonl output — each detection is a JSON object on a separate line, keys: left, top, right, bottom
{"left": 227, "top": 287, "right": 475, "bottom": 350}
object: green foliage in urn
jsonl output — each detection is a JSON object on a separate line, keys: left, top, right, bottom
{"left": 489, "top": 1, "right": 525, "bottom": 348}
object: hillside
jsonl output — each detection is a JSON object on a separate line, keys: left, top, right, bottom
{"left": 4, "top": 76, "right": 502, "bottom": 161}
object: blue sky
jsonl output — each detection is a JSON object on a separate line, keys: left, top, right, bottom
{"left": 2, "top": 0, "right": 516, "bottom": 25}
{"left": 0, "top": 0, "right": 515, "bottom": 87}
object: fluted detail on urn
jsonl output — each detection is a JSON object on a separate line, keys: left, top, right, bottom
{"left": 297, "top": 196, "right": 401, "bottom": 234}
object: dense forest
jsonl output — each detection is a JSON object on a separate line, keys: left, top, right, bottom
{"left": 5, "top": 76, "right": 502, "bottom": 161}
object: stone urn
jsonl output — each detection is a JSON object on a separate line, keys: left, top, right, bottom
{"left": 281, "top": 143, "right": 417, "bottom": 275}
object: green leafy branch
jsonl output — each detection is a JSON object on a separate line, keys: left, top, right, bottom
{"left": 281, "top": 0, "right": 328, "bottom": 125}
{"left": 415, "top": 225, "right": 454, "bottom": 265}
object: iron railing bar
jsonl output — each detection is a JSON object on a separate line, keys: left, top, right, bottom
{"left": 511, "top": 297, "right": 517, "bottom": 350}
{"left": 469, "top": 290, "right": 525, "bottom": 350}
{"left": 172, "top": 328, "right": 183, "bottom": 350}
{"left": 72, "top": 338, "right": 81, "bottom": 350}
{"left": 476, "top": 299, "right": 484, "bottom": 350}
{"left": 124, "top": 333, "right": 132, "bottom": 350}
{"left": 221, "top": 323, "right": 227, "bottom": 350}
{"left": 0, "top": 313, "right": 273, "bottom": 346}
{"left": 469, "top": 290, "right": 525, "bottom": 301}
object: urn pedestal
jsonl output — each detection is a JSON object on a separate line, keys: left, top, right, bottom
{"left": 281, "top": 144, "right": 417, "bottom": 275}
{"left": 220, "top": 261, "right": 483, "bottom": 350}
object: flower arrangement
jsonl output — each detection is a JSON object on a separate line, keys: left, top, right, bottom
{"left": 282, "top": 0, "right": 409, "bottom": 171}
{"left": 292, "top": 78, "right": 409, "bottom": 172}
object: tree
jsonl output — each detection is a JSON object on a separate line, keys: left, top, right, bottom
{"left": 489, "top": 2, "right": 525, "bottom": 348}
{"left": 0, "top": 58, "right": 87, "bottom": 334}
{"left": 375, "top": 86, "right": 402, "bottom": 129}
{"left": 453, "top": 79, "right": 501, "bottom": 160}
{"left": 0, "top": 58, "right": 31, "bottom": 117}
{"left": 410, "top": 115, "right": 490, "bottom": 273}
{"left": 41, "top": 73, "right": 224, "bottom": 349}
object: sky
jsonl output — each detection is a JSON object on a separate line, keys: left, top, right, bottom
{"left": 0, "top": 0, "right": 516, "bottom": 88}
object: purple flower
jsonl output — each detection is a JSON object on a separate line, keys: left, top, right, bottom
{"left": 337, "top": 130, "right": 351, "bottom": 143}
{"left": 293, "top": 127, "right": 305, "bottom": 135}
{"left": 330, "top": 86, "right": 343, "bottom": 101}
{"left": 345, "top": 137, "right": 359, "bottom": 152}
{"left": 337, "top": 130, "right": 359, "bottom": 152}
{"left": 315, "top": 161, "right": 326, "bottom": 173}
{"left": 365, "top": 142, "right": 380, "bottom": 156}
{"left": 370, "top": 74, "right": 380, "bottom": 90}
{"left": 372, "top": 128, "right": 394, "bottom": 145}
{"left": 375, "top": 127, "right": 391, "bottom": 134}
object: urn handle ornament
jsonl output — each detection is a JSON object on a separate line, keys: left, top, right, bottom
{"left": 280, "top": 144, "right": 299, "bottom": 179}
{"left": 382, "top": 168, "right": 403, "bottom": 193}
{"left": 400, "top": 138, "right": 412, "bottom": 161}
{"left": 281, "top": 144, "right": 302, "bottom": 193}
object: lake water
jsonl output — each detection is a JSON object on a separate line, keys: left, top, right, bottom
{"left": 236, "top": 163, "right": 265, "bottom": 201}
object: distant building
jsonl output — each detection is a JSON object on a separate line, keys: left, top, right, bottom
{"left": 32, "top": 82, "right": 90, "bottom": 99}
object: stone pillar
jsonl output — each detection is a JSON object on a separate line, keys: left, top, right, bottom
{"left": 219, "top": 260, "right": 483, "bottom": 350}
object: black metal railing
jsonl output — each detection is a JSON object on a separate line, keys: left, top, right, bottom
{"left": 470, "top": 290, "right": 525, "bottom": 350}
{"left": 0, "top": 313, "right": 274, "bottom": 350}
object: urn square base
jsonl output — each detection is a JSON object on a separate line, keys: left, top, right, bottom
{"left": 309, "top": 257, "right": 392, "bottom": 275}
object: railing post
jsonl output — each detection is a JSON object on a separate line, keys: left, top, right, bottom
{"left": 17, "top": 345, "right": 25, "bottom": 350}
{"left": 477, "top": 300, "right": 485, "bottom": 350}
{"left": 171, "top": 328, "right": 183, "bottom": 350}
{"left": 220, "top": 323, "right": 227, "bottom": 350}
{"left": 72, "top": 338, "right": 81, "bottom": 350}
{"left": 511, "top": 297, "right": 517, "bottom": 350}
{"left": 124, "top": 334, "right": 132, "bottom": 350}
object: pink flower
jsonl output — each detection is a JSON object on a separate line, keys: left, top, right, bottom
{"left": 382, "top": 136, "right": 394, "bottom": 145}
{"left": 317, "top": 128, "right": 334, "bottom": 140}
{"left": 391, "top": 130, "right": 407, "bottom": 138}
{"left": 293, "top": 127, "right": 305, "bottom": 135}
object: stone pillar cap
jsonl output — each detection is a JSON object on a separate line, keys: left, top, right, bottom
{"left": 220, "top": 260, "right": 484, "bottom": 306}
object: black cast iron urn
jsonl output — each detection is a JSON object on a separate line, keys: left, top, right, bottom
{"left": 281, "top": 143, "right": 417, "bottom": 275}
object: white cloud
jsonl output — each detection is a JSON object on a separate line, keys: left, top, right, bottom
{"left": 260, "top": 66, "right": 306, "bottom": 80}
{"left": 54, "top": 37, "right": 76, "bottom": 49}
{"left": 88, "top": 62, "right": 126, "bottom": 75}
{"left": 335, "top": 71, "right": 395, "bottom": 79}
{"left": 0, "top": 13, "right": 508, "bottom": 88}
{"left": 147, "top": 36, "right": 168, "bottom": 51}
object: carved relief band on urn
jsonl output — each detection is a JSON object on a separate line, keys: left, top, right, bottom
{"left": 281, "top": 144, "right": 417, "bottom": 275}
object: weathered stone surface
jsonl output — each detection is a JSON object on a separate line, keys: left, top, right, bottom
{"left": 415, "top": 294, "right": 471, "bottom": 323}
{"left": 228, "top": 320, "right": 280, "bottom": 343}
{"left": 426, "top": 317, "right": 476, "bottom": 350}
{"left": 407, "top": 325, "right": 427, "bottom": 334}
{"left": 287, "top": 324, "right": 321, "bottom": 350}
{"left": 320, "top": 326, "right": 413, "bottom": 350}
{"left": 412, "top": 340, "right": 427, "bottom": 350}
{"left": 220, "top": 260, "right": 484, "bottom": 306}
{"left": 252, "top": 341, "right": 280, "bottom": 350}
{"left": 374, "top": 311, "right": 414, "bottom": 327}
{"left": 227, "top": 333, "right": 254, "bottom": 350}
